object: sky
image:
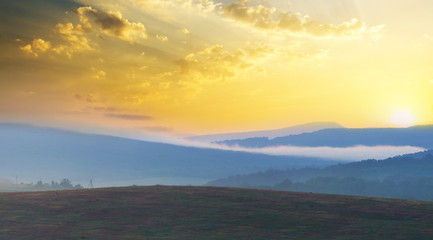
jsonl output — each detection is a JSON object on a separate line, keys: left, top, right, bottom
{"left": 1, "top": 0, "right": 433, "bottom": 137}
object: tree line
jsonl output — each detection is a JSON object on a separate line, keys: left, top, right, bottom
{"left": 0, "top": 179, "right": 83, "bottom": 192}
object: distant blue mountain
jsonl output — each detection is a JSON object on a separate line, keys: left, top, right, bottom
{"left": 0, "top": 124, "right": 337, "bottom": 187}
{"left": 187, "top": 122, "right": 343, "bottom": 143}
{"left": 218, "top": 125, "right": 433, "bottom": 149}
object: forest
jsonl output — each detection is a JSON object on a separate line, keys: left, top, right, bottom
{"left": 207, "top": 152, "right": 433, "bottom": 201}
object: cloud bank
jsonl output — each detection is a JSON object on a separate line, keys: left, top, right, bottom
{"left": 19, "top": 6, "right": 147, "bottom": 58}
{"left": 222, "top": 0, "right": 381, "bottom": 38}
{"left": 105, "top": 113, "right": 153, "bottom": 121}
{"left": 138, "top": 136, "right": 426, "bottom": 162}
{"left": 224, "top": 145, "right": 425, "bottom": 161}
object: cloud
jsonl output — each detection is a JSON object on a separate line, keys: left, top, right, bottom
{"left": 53, "top": 23, "right": 93, "bottom": 57}
{"left": 90, "top": 67, "right": 107, "bottom": 79}
{"left": 139, "top": 65, "right": 148, "bottom": 70}
{"left": 141, "top": 126, "right": 172, "bottom": 133}
{"left": 181, "top": 28, "right": 190, "bottom": 35}
{"left": 221, "top": 0, "right": 382, "bottom": 38}
{"left": 74, "top": 93, "right": 83, "bottom": 100}
{"left": 105, "top": 113, "right": 153, "bottom": 121}
{"left": 424, "top": 33, "right": 433, "bottom": 40}
{"left": 175, "top": 44, "right": 246, "bottom": 81}
{"left": 56, "top": 22, "right": 86, "bottom": 36}
{"left": 128, "top": 0, "right": 222, "bottom": 17}
{"left": 168, "top": 42, "right": 328, "bottom": 83}
{"left": 368, "top": 24, "right": 385, "bottom": 42}
{"left": 19, "top": 44, "right": 36, "bottom": 56}
{"left": 19, "top": 23, "right": 92, "bottom": 58}
{"left": 19, "top": 39, "right": 51, "bottom": 57}
{"left": 182, "top": 0, "right": 222, "bottom": 15}
{"left": 73, "top": 6, "right": 147, "bottom": 44}
{"left": 168, "top": 43, "right": 275, "bottom": 83}
{"left": 32, "top": 39, "right": 52, "bottom": 52}
{"left": 74, "top": 93, "right": 97, "bottom": 103}
{"left": 150, "top": 41, "right": 327, "bottom": 98}
{"left": 18, "top": 5, "right": 148, "bottom": 58}
{"left": 174, "top": 139, "right": 425, "bottom": 161}
{"left": 156, "top": 34, "right": 169, "bottom": 42}
{"left": 91, "top": 106, "right": 118, "bottom": 112}
{"left": 130, "top": 135, "right": 425, "bottom": 162}
{"left": 86, "top": 95, "right": 97, "bottom": 103}
{"left": 224, "top": 145, "right": 425, "bottom": 161}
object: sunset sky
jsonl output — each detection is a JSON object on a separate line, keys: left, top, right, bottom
{"left": 1, "top": 0, "right": 433, "bottom": 136}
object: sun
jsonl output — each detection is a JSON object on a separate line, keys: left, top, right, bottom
{"left": 390, "top": 109, "right": 417, "bottom": 127}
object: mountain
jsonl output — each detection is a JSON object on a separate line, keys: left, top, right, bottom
{"left": 0, "top": 123, "right": 337, "bottom": 187}
{"left": 218, "top": 125, "right": 433, "bottom": 149}
{"left": 187, "top": 122, "right": 343, "bottom": 143}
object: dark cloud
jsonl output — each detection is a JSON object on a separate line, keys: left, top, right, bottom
{"left": 86, "top": 94, "right": 96, "bottom": 103}
{"left": 74, "top": 6, "right": 125, "bottom": 34}
{"left": 141, "top": 126, "right": 172, "bottom": 133}
{"left": 74, "top": 93, "right": 97, "bottom": 103}
{"left": 105, "top": 113, "right": 153, "bottom": 121}
{"left": 92, "top": 106, "right": 118, "bottom": 112}
{"left": 73, "top": 6, "right": 147, "bottom": 43}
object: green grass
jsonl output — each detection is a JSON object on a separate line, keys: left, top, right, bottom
{"left": 0, "top": 186, "right": 432, "bottom": 239}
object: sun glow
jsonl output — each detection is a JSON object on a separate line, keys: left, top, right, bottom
{"left": 390, "top": 109, "right": 417, "bottom": 127}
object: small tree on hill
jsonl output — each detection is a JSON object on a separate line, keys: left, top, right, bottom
{"left": 60, "top": 178, "right": 73, "bottom": 189}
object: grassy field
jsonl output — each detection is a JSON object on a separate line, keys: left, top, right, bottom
{"left": 0, "top": 186, "right": 432, "bottom": 239}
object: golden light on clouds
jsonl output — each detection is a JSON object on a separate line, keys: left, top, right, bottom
{"left": 221, "top": 0, "right": 377, "bottom": 38}
{"left": 1, "top": 0, "right": 433, "bottom": 135}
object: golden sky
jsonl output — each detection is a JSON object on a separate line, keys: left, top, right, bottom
{"left": 1, "top": 0, "right": 432, "bottom": 136}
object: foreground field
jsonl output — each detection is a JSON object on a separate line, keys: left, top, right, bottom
{"left": 1, "top": 186, "right": 433, "bottom": 239}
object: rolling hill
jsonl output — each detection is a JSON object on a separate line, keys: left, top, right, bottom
{"left": 206, "top": 151, "right": 433, "bottom": 200}
{"left": 1, "top": 186, "right": 433, "bottom": 239}
{"left": 0, "top": 123, "right": 337, "bottom": 186}
{"left": 208, "top": 150, "right": 433, "bottom": 184}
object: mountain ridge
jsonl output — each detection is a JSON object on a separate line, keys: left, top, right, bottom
{"left": 187, "top": 122, "right": 343, "bottom": 142}
{"left": 218, "top": 124, "right": 433, "bottom": 149}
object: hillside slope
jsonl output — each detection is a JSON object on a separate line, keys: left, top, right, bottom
{"left": 208, "top": 150, "right": 433, "bottom": 185}
{"left": 0, "top": 186, "right": 432, "bottom": 239}
{"left": 0, "top": 124, "right": 335, "bottom": 186}
{"left": 206, "top": 152, "right": 433, "bottom": 200}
